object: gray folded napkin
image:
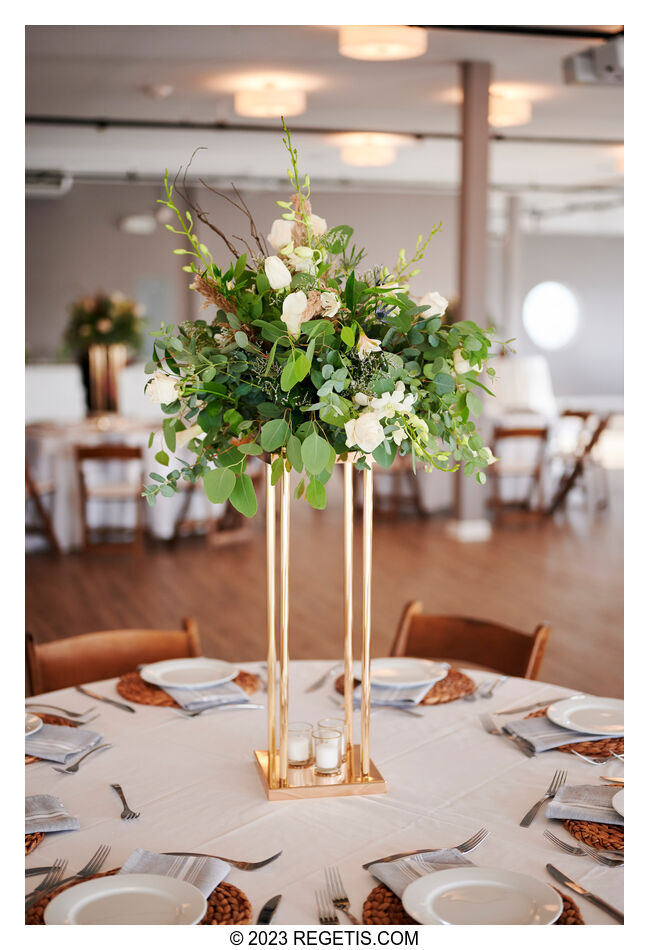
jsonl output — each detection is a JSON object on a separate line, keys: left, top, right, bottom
{"left": 25, "top": 794, "right": 80, "bottom": 834}
{"left": 25, "top": 724, "right": 103, "bottom": 764}
{"left": 353, "top": 671, "right": 448, "bottom": 707}
{"left": 504, "top": 715, "right": 621, "bottom": 753}
{"left": 118, "top": 849, "right": 229, "bottom": 897}
{"left": 546, "top": 784, "right": 624, "bottom": 826}
{"left": 367, "top": 849, "right": 474, "bottom": 899}
{"left": 162, "top": 680, "right": 249, "bottom": 711}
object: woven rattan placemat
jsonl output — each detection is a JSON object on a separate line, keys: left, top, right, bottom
{"left": 26, "top": 713, "right": 79, "bottom": 765}
{"left": 116, "top": 670, "right": 260, "bottom": 708}
{"left": 25, "top": 868, "right": 253, "bottom": 925}
{"left": 334, "top": 668, "right": 476, "bottom": 705}
{"left": 524, "top": 708, "right": 624, "bottom": 757}
{"left": 25, "top": 832, "right": 44, "bottom": 856}
{"left": 564, "top": 818, "right": 624, "bottom": 852}
{"left": 361, "top": 882, "right": 584, "bottom": 925}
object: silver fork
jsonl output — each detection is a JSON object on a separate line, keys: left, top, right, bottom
{"left": 362, "top": 827, "right": 489, "bottom": 869}
{"left": 25, "top": 858, "right": 68, "bottom": 910}
{"left": 519, "top": 770, "right": 567, "bottom": 827}
{"left": 325, "top": 867, "right": 360, "bottom": 924}
{"left": 306, "top": 664, "right": 341, "bottom": 693}
{"left": 36, "top": 844, "right": 112, "bottom": 902}
{"left": 52, "top": 742, "right": 113, "bottom": 774}
{"left": 177, "top": 703, "right": 264, "bottom": 718}
{"left": 571, "top": 750, "right": 616, "bottom": 765}
{"left": 110, "top": 783, "right": 140, "bottom": 819}
{"left": 479, "top": 676, "right": 509, "bottom": 699}
{"left": 480, "top": 713, "right": 535, "bottom": 757}
{"left": 315, "top": 889, "right": 339, "bottom": 924}
{"left": 544, "top": 830, "right": 624, "bottom": 867}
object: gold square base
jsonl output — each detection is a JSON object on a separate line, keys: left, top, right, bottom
{"left": 254, "top": 746, "right": 387, "bottom": 800}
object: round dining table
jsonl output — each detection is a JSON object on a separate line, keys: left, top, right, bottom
{"left": 25, "top": 661, "right": 623, "bottom": 925}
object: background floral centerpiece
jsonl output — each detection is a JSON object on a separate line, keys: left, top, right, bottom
{"left": 64, "top": 292, "right": 145, "bottom": 355}
{"left": 144, "top": 124, "right": 497, "bottom": 516}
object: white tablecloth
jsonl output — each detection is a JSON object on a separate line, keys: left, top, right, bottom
{"left": 26, "top": 417, "right": 222, "bottom": 551}
{"left": 24, "top": 661, "right": 623, "bottom": 925}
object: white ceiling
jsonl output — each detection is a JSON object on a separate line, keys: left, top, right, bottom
{"left": 25, "top": 25, "right": 624, "bottom": 235}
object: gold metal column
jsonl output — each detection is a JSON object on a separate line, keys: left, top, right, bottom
{"left": 360, "top": 464, "right": 373, "bottom": 779}
{"left": 265, "top": 461, "right": 277, "bottom": 789}
{"left": 278, "top": 464, "right": 290, "bottom": 786}
{"left": 343, "top": 461, "right": 354, "bottom": 767}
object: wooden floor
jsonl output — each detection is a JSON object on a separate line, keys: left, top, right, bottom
{"left": 26, "top": 471, "right": 623, "bottom": 698}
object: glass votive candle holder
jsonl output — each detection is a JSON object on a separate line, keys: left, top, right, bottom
{"left": 317, "top": 717, "right": 347, "bottom": 755}
{"left": 287, "top": 722, "right": 313, "bottom": 768}
{"left": 313, "top": 727, "right": 343, "bottom": 775}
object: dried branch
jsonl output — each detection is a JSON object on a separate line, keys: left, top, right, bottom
{"left": 172, "top": 151, "right": 243, "bottom": 259}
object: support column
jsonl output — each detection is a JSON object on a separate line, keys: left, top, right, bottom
{"left": 502, "top": 194, "right": 522, "bottom": 342}
{"left": 450, "top": 60, "right": 493, "bottom": 540}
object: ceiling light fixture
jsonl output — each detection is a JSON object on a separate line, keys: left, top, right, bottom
{"left": 334, "top": 132, "right": 413, "bottom": 167}
{"left": 234, "top": 86, "right": 306, "bottom": 118}
{"left": 338, "top": 25, "right": 427, "bottom": 61}
{"left": 488, "top": 95, "right": 532, "bottom": 128}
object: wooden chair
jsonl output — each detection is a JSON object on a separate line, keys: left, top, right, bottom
{"left": 390, "top": 601, "right": 551, "bottom": 679}
{"left": 548, "top": 411, "right": 611, "bottom": 515}
{"left": 352, "top": 454, "right": 427, "bottom": 518}
{"left": 75, "top": 443, "right": 144, "bottom": 552}
{"left": 25, "top": 461, "right": 61, "bottom": 554}
{"left": 25, "top": 618, "right": 201, "bottom": 695}
{"left": 489, "top": 426, "right": 549, "bottom": 526}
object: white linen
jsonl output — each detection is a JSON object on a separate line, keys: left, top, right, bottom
{"left": 24, "top": 662, "right": 623, "bottom": 924}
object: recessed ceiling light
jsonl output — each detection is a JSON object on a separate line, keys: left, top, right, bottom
{"left": 140, "top": 84, "right": 174, "bottom": 100}
{"left": 488, "top": 95, "right": 532, "bottom": 128}
{"left": 613, "top": 145, "right": 624, "bottom": 174}
{"left": 118, "top": 214, "right": 157, "bottom": 236}
{"left": 234, "top": 86, "right": 306, "bottom": 118}
{"left": 339, "top": 25, "right": 427, "bottom": 61}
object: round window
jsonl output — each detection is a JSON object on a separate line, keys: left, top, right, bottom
{"left": 522, "top": 281, "right": 580, "bottom": 350}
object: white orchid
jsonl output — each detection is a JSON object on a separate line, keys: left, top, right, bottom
{"left": 357, "top": 332, "right": 382, "bottom": 360}
{"left": 420, "top": 291, "right": 448, "bottom": 317}
{"left": 320, "top": 292, "right": 340, "bottom": 319}
{"left": 392, "top": 426, "right": 407, "bottom": 446}
{"left": 146, "top": 371, "right": 179, "bottom": 405}
{"left": 264, "top": 255, "right": 292, "bottom": 290}
{"left": 267, "top": 218, "right": 294, "bottom": 251}
{"left": 353, "top": 392, "right": 369, "bottom": 407}
{"left": 344, "top": 410, "right": 385, "bottom": 454}
{"left": 281, "top": 290, "right": 309, "bottom": 337}
{"left": 482, "top": 447, "right": 498, "bottom": 465}
{"left": 286, "top": 245, "right": 316, "bottom": 275}
{"left": 370, "top": 381, "right": 417, "bottom": 419}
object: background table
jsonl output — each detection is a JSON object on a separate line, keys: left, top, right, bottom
{"left": 25, "top": 661, "right": 623, "bottom": 924}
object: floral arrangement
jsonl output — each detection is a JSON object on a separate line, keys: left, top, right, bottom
{"left": 64, "top": 292, "right": 145, "bottom": 354}
{"left": 144, "top": 124, "right": 497, "bottom": 517}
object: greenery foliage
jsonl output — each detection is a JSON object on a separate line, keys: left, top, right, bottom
{"left": 144, "top": 123, "right": 497, "bottom": 517}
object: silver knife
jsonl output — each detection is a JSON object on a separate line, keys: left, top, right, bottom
{"left": 331, "top": 699, "right": 424, "bottom": 718}
{"left": 546, "top": 864, "right": 624, "bottom": 923}
{"left": 494, "top": 694, "right": 582, "bottom": 716}
{"left": 75, "top": 684, "right": 136, "bottom": 713}
{"left": 257, "top": 894, "right": 282, "bottom": 924}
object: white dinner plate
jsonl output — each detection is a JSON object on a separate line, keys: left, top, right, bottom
{"left": 139, "top": 657, "right": 238, "bottom": 689}
{"left": 546, "top": 696, "right": 624, "bottom": 735}
{"left": 44, "top": 873, "right": 207, "bottom": 925}
{"left": 402, "top": 868, "right": 563, "bottom": 926}
{"left": 612, "top": 789, "right": 624, "bottom": 817}
{"left": 25, "top": 712, "right": 43, "bottom": 736}
{"left": 352, "top": 657, "right": 449, "bottom": 688}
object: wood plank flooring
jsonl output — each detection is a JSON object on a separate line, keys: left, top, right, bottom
{"left": 26, "top": 471, "right": 623, "bottom": 698}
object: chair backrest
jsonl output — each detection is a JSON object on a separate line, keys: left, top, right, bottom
{"left": 75, "top": 443, "right": 143, "bottom": 462}
{"left": 390, "top": 601, "right": 550, "bottom": 679}
{"left": 26, "top": 618, "right": 201, "bottom": 695}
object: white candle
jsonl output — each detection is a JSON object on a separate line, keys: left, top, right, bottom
{"left": 315, "top": 736, "right": 340, "bottom": 772}
{"left": 288, "top": 734, "right": 310, "bottom": 764}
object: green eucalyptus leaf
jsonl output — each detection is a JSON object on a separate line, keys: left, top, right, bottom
{"left": 306, "top": 477, "right": 327, "bottom": 509}
{"left": 260, "top": 418, "right": 289, "bottom": 451}
{"left": 230, "top": 473, "right": 258, "bottom": 517}
{"left": 203, "top": 467, "right": 236, "bottom": 503}
{"left": 302, "top": 432, "right": 331, "bottom": 474}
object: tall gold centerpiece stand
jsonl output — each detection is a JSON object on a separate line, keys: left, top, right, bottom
{"left": 254, "top": 456, "right": 387, "bottom": 800}
{"left": 87, "top": 343, "right": 126, "bottom": 414}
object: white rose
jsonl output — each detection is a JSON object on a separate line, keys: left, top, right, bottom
{"left": 353, "top": 392, "right": 369, "bottom": 406}
{"left": 344, "top": 410, "right": 385, "bottom": 454}
{"left": 96, "top": 318, "right": 112, "bottom": 333}
{"left": 267, "top": 218, "right": 294, "bottom": 251}
{"left": 309, "top": 214, "right": 327, "bottom": 236}
{"left": 146, "top": 370, "right": 179, "bottom": 405}
{"left": 453, "top": 349, "right": 471, "bottom": 374}
{"left": 420, "top": 291, "right": 448, "bottom": 316}
{"left": 320, "top": 292, "right": 340, "bottom": 319}
{"left": 175, "top": 423, "right": 204, "bottom": 451}
{"left": 264, "top": 255, "right": 292, "bottom": 290}
{"left": 281, "top": 290, "right": 309, "bottom": 337}
{"left": 357, "top": 331, "right": 382, "bottom": 360}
